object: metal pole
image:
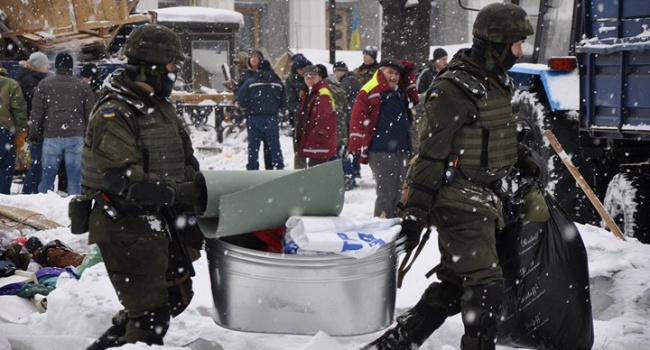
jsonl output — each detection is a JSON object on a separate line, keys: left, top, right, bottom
{"left": 329, "top": 0, "right": 336, "bottom": 64}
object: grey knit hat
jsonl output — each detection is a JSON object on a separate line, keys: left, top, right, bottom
{"left": 28, "top": 52, "right": 49, "bottom": 68}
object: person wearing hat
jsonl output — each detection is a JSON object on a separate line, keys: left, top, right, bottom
{"left": 354, "top": 45, "right": 380, "bottom": 85}
{"left": 29, "top": 51, "right": 95, "bottom": 195}
{"left": 237, "top": 59, "right": 286, "bottom": 170}
{"left": 80, "top": 62, "right": 105, "bottom": 97}
{"left": 295, "top": 65, "right": 337, "bottom": 168}
{"left": 81, "top": 24, "right": 206, "bottom": 349}
{"left": 416, "top": 47, "right": 449, "bottom": 93}
{"left": 233, "top": 48, "right": 277, "bottom": 169}
{"left": 17, "top": 52, "right": 51, "bottom": 194}
{"left": 332, "top": 61, "right": 361, "bottom": 189}
{"left": 0, "top": 63, "right": 28, "bottom": 194}
{"left": 362, "top": 3, "right": 534, "bottom": 350}
{"left": 349, "top": 57, "right": 413, "bottom": 218}
{"left": 285, "top": 53, "right": 313, "bottom": 169}
{"left": 234, "top": 48, "right": 265, "bottom": 124}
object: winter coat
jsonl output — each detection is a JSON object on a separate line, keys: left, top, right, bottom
{"left": 296, "top": 79, "right": 337, "bottom": 159}
{"left": 416, "top": 62, "right": 440, "bottom": 94}
{"left": 349, "top": 70, "right": 412, "bottom": 164}
{"left": 338, "top": 71, "right": 361, "bottom": 109}
{"left": 0, "top": 69, "right": 28, "bottom": 135}
{"left": 285, "top": 68, "right": 307, "bottom": 117}
{"left": 353, "top": 62, "right": 379, "bottom": 86}
{"left": 237, "top": 69, "right": 287, "bottom": 116}
{"left": 16, "top": 62, "right": 49, "bottom": 115}
{"left": 29, "top": 68, "right": 95, "bottom": 142}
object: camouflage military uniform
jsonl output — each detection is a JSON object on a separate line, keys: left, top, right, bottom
{"left": 362, "top": 3, "right": 534, "bottom": 350}
{"left": 82, "top": 25, "right": 204, "bottom": 349}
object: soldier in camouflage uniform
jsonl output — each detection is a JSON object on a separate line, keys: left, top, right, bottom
{"left": 81, "top": 24, "right": 206, "bottom": 349}
{"left": 362, "top": 4, "right": 534, "bottom": 350}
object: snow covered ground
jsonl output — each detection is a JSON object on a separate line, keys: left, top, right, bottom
{"left": 1, "top": 122, "right": 649, "bottom": 350}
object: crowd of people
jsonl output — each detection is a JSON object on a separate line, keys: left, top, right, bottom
{"left": 0, "top": 3, "right": 538, "bottom": 349}
{"left": 1, "top": 52, "right": 103, "bottom": 196}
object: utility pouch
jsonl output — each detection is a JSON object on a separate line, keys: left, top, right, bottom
{"left": 68, "top": 195, "right": 93, "bottom": 234}
{"left": 443, "top": 155, "right": 459, "bottom": 185}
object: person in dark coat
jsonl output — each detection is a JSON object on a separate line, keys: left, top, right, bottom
{"left": 80, "top": 62, "right": 105, "bottom": 97}
{"left": 361, "top": 4, "right": 534, "bottom": 350}
{"left": 17, "top": 52, "right": 51, "bottom": 194}
{"left": 237, "top": 59, "right": 286, "bottom": 170}
{"left": 234, "top": 48, "right": 275, "bottom": 169}
{"left": 29, "top": 52, "right": 95, "bottom": 195}
{"left": 416, "top": 48, "right": 448, "bottom": 93}
{"left": 285, "top": 53, "right": 312, "bottom": 169}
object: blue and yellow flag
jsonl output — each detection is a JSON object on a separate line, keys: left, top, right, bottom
{"left": 349, "top": 7, "right": 361, "bottom": 51}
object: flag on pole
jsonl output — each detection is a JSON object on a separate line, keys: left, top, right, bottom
{"left": 349, "top": 7, "right": 361, "bottom": 50}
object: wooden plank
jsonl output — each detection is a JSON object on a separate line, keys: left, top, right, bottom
{"left": 171, "top": 93, "right": 234, "bottom": 104}
{"left": 79, "top": 15, "right": 151, "bottom": 30}
{"left": 0, "top": 204, "right": 63, "bottom": 231}
{"left": 544, "top": 130, "right": 626, "bottom": 241}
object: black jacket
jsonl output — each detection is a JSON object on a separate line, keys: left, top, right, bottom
{"left": 236, "top": 69, "right": 287, "bottom": 116}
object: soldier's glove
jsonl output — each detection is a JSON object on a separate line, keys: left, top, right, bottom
{"left": 516, "top": 144, "right": 540, "bottom": 179}
{"left": 176, "top": 180, "right": 207, "bottom": 209}
{"left": 400, "top": 218, "right": 424, "bottom": 254}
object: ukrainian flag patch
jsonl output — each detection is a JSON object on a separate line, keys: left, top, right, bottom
{"left": 103, "top": 109, "right": 116, "bottom": 118}
{"left": 429, "top": 89, "right": 441, "bottom": 99}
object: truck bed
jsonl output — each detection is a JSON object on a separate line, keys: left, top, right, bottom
{"left": 576, "top": 0, "right": 650, "bottom": 139}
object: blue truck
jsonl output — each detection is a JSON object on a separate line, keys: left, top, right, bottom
{"left": 489, "top": 0, "right": 650, "bottom": 243}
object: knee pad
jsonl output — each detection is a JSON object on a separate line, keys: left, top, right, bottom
{"left": 420, "top": 281, "right": 464, "bottom": 317}
{"left": 461, "top": 282, "right": 503, "bottom": 342}
{"left": 461, "top": 282, "right": 503, "bottom": 315}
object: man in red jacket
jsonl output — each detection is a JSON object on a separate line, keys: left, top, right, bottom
{"left": 296, "top": 65, "right": 337, "bottom": 168}
{"left": 349, "top": 58, "right": 413, "bottom": 218}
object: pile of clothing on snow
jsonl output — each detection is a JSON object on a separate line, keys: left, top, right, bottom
{"left": 0, "top": 236, "right": 100, "bottom": 311}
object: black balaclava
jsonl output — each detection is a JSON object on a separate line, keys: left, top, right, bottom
{"left": 125, "top": 59, "right": 176, "bottom": 98}
{"left": 470, "top": 37, "right": 518, "bottom": 75}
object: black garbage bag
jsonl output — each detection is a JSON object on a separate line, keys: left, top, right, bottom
{"left": 496, "top": 191, "right": 594, "bottom": 350}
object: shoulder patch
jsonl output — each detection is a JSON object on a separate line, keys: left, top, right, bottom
{"left": 103, "top": 109, "right": 117, "bottom": 118}
{"left": 429, "top": 89, "right": 441, "bottom": 100}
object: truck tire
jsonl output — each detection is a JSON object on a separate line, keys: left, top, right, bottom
{"left": 511, "top": 91, "right": 599, "bottom": 226}
{"left": 603, "top": 172, "right": 650, "bottom": 243}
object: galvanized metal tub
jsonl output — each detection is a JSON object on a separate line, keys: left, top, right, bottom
{"left": 206, "top": 237, "right": 403, "bottom": 336}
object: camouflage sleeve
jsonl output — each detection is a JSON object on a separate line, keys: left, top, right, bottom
{"left": 86, "top": 102, "right": 146, "bottom": 184}
{"left": 10, "top": 81, "right": 28, "bottom": 132}
{"left": 403, "top": 81, "right": 476, "bottom": 223}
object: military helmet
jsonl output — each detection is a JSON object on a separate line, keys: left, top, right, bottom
{"left": 124, "top": 24, "right": 185, "bottom": 65}
{"left": 472, "top": 3, "right": 534, "bottom": 44}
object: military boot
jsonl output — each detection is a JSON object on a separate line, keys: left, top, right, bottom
{"left": 361, "top": 302, "right": 447, "bottom": 350}
{"left": 86, "top": 310, "right": 128, "bottom": 350}
{"left": 125, "top": 305, "right": 171, "bottom": 345}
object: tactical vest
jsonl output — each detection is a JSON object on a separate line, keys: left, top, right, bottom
{"left": 437, "top": 68, "right": 517, "bottom": 183}
{"left": 82, "top": 92, "right": 186, "bottom": 192}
